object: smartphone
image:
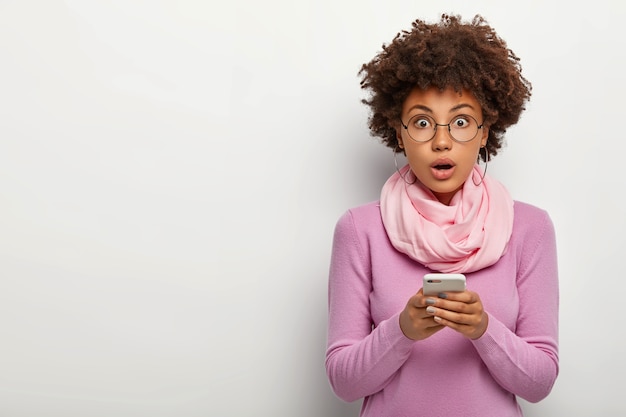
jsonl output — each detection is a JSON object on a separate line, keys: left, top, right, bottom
{"left": 423, "top": 273, "right": 466, "bottom": 295}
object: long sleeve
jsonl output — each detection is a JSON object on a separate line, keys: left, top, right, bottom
{"left": 325, "top": 210, "right": 415, "bottom": 402}
{"left": 471, "top": 210, "right": 559, "bottom": 402}
{"left": 324, "top": 201, "right": 559, "bottom": 417}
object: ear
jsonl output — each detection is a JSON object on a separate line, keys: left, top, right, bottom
{"left": 395, "top": 126, "right": 404, "bottom": 149}
{"left": 480, "top": 126, "right": 489, "bottom": 148}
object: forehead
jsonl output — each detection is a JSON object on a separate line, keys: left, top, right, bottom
{"left": 402, "top": 86, "right": 482, "bottom": 116}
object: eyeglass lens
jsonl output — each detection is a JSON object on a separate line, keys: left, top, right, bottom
{"left": 406, "top": 114, "right": 480, "bottom": 142}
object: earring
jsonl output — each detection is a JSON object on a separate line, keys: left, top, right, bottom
{"left": 394, "top": 149, "right": 417, "bottom": 185}
{"left": 472, "top": 147, "right": 489, "bottom": 186}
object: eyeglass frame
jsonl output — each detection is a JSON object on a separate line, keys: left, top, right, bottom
{"left": 399, "top": 113, "right": 485, "bottom": 143}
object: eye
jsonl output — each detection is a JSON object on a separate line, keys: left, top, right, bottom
{"left": 452, "top": 116, "right": 471, "bottom": 128}
{"left": 411, "top": 116, "right": 432, "bottom": 129}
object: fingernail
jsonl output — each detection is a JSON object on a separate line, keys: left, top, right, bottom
{"left": 434, "top": 316, "right": 442, "bottom": 323}
{"left": 426, "top": 306, "right": 436, "bottom": 314}
{"left": 437, "top": 293, "right": 448, "bottom": 299}
{"left": 425, "top": 298, "right": 436, "bottom": 305}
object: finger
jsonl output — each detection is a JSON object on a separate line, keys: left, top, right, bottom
{"left": 426, "top": 306, "right": 473, "bottom": 326}
{"left": 408, "top": 302, "right": 442, "bottom": 320}
{"left": 427, "top": 298, "right": 466, "bottom": 315}
{"left": 422, "top": 292, "right": 459, "bottom": 308}
{"left": 433, "top": 315, "right": 463, "bottom": 331}
{"left": 436, "top": 295, "right": 482, "bottom": 315}
{"left": 434, "top": 312, "right": 487, "bottom": 339}
{"left": 412, "top": 292, "right": 434, "bottom": 309}
{"left": 440, "top": 290, "right": 479, "bottom": 304}
{"left": 437, "top": 291, "right": 467, "bottom": 303}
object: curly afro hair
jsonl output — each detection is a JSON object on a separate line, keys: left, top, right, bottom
{"left": 358, "top": 14, "right": 532, "bottom": 160}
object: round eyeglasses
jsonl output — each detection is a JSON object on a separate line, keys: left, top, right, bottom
{"left": 400, "top": 114, "right": 484, "bottom": 143}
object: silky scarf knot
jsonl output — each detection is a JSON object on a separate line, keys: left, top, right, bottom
{"left": 380, "top": 164, "right": 514, "bottom": 273}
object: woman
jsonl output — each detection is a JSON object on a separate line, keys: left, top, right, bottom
{"left": 325, "top": 14, "right": 559, "bottom": 417}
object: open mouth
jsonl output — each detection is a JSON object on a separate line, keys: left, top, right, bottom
{"left": 430, "top": 159, "right": 456, "bottom": 180}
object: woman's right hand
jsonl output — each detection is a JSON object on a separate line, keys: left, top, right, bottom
{"left": 399, "top": 288, "right": 445, "bottom": 340}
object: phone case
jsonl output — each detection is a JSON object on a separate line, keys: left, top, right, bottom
{"left": 423, "top": 273, "right": 466, "bottom": 295}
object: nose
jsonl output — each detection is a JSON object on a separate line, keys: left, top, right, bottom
{"left": 431, "top": 124, "right": 452, "bottom": 151}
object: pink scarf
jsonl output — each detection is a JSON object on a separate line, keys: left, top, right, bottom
{"left": 380, "top": 164, "right": 514, "bottom": 273}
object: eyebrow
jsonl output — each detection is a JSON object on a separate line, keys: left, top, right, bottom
{"left": 406, "top": 103, "right": 477, "bottom": 114}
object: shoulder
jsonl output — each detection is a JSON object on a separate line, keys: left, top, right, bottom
{"left": 511, "top": 200, "right": 556, "bottom": 250}
{"left": 335, "top": 200, "right": 382, "bottom": 229}
{"left": 344, "top": 200, "right": 382, "bottom": 219}
{"left": 333, "top": 200, "right": 386, "bottom": 243}
{"left": 513, "top": 200, "right": 548, "bottom": 217}
{"left": 513, "top": 200, "right": 554, "bottom": 229}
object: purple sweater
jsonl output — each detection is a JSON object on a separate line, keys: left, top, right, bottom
{"left": 325, "top": 200, "right": 559, "bottom": 417}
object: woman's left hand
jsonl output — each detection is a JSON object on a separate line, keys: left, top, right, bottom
{"left": 423, "top": 290, "right": 488, "bottom": 339}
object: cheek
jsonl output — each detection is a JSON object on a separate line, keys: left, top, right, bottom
{"left": 454, "top": 147, "right": 483, "bottom": 178}
{"left": 403, "top": 148, "right": 428, "bottom": 169}
{"left": 459, "top": 157, "right": 478, "bottom": 178}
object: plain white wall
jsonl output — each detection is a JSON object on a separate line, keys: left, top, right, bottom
{"left": 0, "top": 1, "right": 624, "bottom": 416}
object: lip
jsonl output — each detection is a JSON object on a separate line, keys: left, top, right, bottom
{"left": 430, "top": 158, "right": 456, "bottom": 180}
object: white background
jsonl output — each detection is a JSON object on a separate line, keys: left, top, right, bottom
{"left": 0, "top": 1, "right": 624, "bottom": 416}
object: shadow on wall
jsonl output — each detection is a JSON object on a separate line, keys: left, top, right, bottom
{"left": 311, "top": 307, "right": 363, "bottom": 417}
{"left": 312, "top": 132, "right": 394, "bottom": 417}
{"left": 322, "top": 398, "right": 363, "bottom": 417}
{"left": 349, "top": 134, "right": 400, "bottom": 206}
